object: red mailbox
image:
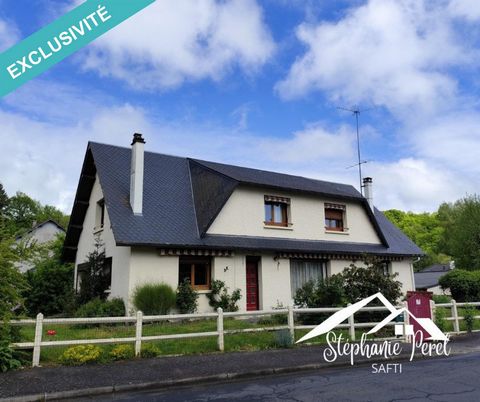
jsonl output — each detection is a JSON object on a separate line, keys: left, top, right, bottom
{"left": 407, "top": 291, "right": 433, "bottom": 341}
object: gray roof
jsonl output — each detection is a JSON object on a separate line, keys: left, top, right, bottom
{"left": 63, "top": 142, "right": 424, "bottom": 261}
{"left": 420, "top": 264, "right": 451, "bottom": 273}
{"left": 415, "top": 271, "right": 450, "bottom": 290}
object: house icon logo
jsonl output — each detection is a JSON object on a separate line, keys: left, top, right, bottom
{"left": 296, "top": 292, "right": 448, "bottom": 343}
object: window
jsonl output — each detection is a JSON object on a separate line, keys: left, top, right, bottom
{"left": 290, "top": 259, "right": 327, "bottom": 297}
{"left": 96, "top": 199, "right": 105, "bottom": 229}
{"left": 179, "top": 257, "right": 211, "bottom": 290}
{"left": 379, "top": 261, "right": 390, "bottom": 277}
{"left": 76, "top": 257, "right": 112, "bottom": 292}
{"left": 325, "top": 203, "right": 346, "bottom": 231}
{"left": 264, "top": 195, "right": 290, "bottom": 227}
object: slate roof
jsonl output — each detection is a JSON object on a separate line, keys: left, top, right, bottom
{"left": 63, "top": 142, "right": 424, "bottom": 261}
{"left": 415, "top": 271, "right": 449, "bottom": 289}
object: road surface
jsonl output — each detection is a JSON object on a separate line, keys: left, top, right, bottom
{"left": 73, "top": 352, "right": 480, "bottom": 401}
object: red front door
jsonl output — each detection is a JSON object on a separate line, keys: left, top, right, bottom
{"left": 246, "top": 260, "right": 259, "bottom": 311}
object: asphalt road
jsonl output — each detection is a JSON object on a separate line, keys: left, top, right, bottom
{"left": 74, "top": 352, "right": 480, "bottom": 402}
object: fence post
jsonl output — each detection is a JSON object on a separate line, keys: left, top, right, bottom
{"left": 32, "top": 313, "right": 43, "bottom": 367}
{"left": 430, "top": 300, "right": 436, "bottom": 322}
{"left": 217, "top": 307, "right": 224, "bottom": 352}
{"left": 403, "top": 301, "right": 409, "bottom": 342}
{"left": 452, "top": 299, "right": 460, "bottom": 333}
{"left": 135, "top": 311, "right": 143, "bottom": 357}
{"left": 347, "top": 303, "right": 355, "bottom": 341}
{"left": 287, "top": 305, "right": 295, "bottom": 343}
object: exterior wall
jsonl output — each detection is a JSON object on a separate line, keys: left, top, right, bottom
{"left": 207, "top": 186, "right": 381, "bottom": 244}
{"left": 74, "top": 174, "right": 131, "bottom": 307}
{"left": 259, "top": 255, "right": 292, "bottom": 309}
{"left": 427, "top": 285, "right": 451, "bottom": 296}
{"left": 16, "top": 222, "right": 65, "bottom": 272}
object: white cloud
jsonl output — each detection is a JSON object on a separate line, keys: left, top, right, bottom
{"left": 0, "top": 18, "right": 20, "bottom": 51}
{"left": 448, "top": 0, "right": 480, "bottom": 21}
{"left": 276, "top": 0, "right": 472, "bottom": 114}
{"left": 79, "top": 0, "right": 275, "bottom": 90}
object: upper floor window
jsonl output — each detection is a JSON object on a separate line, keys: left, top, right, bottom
{"left": 264, "top": 195, "right": 290, "bottom": 227}
{"left": 96, "top": 199, "right": 105, "bottom": 229}
{"left": 379, "top": 261, "right": 390, "bottom": 276}
{"left": 325, "top": 203, "right": 345, "bottom": 232}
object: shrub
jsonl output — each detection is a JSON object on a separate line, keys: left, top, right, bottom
{"left": 207, "top": 280, "right": 241, "bottom": 312}
{"left": 434, "top": 307, "right": 448, "bottom": 333}
{"left": 432, "top": 294, "right": 451, "bottom": 304}
{"left": 60, "top": 345, "right": 101, "bottom": 366}
{"left": 463, "top": 305, "right": 476, "bottom": 333}
{"left": 176, "top": 279, "right": 198, "bottom": 314}
{"left": 339, "top": 261, "right": 402, "bottom": 304}
{"left": 294, "top": 277, "right": 346, "bottom": 308}
{"left": 439, "top": 270, "right": 480, "bottom": 302}
{"left": 75, "top": 298, "right": 126, "bottom": 318}
{"left": 110, "top": 344, "right": 134, "bottom": 361}
{"left": 273, "top": 329, "right": 293, "bottom": 348}
{"left": 141, "top": 343, "right": 161, "bottom": 358}
{"left": 0, "top": 343, "right": 21, "bottom": 372}
{"left": 132, "top": 283, "right": 176, "bottom": 315}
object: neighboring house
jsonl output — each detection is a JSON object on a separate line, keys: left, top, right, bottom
{"left": 16, "top": 220, "right": 66, "bottom": 272}
{"left": 414, "top": 264, "right": 453, "bottom": 295}
{"left": 63, "top": 134, "right": 423, "bottom": 313}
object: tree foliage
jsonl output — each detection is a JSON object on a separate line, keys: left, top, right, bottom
{"left": 23, "top": 234, "right": 75, "bottom": 317}
{"left": 76, "top": 235, "right": 110, "bottom": 305}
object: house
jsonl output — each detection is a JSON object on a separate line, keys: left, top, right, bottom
{"left": 62, "top": 134, "right": 423, "bottom": 313}
{"left": 16, "top": 219, "right": 66, "bottom": 272}
{"left": 414, "top": 264, "right": 452, "bottom": 295}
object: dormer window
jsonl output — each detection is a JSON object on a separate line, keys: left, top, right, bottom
{"left": 325, "top": 203, "right": 346, "bottom": 232}
{"left": 264, "top": 195, "right": 290, "bottom": 227}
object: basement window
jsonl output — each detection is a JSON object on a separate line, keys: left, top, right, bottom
{"left": 264, "top": 195, "right": 290, "bottom": 227}
{"left": 325, "top": 203, "right": 346, "bottom": 232}
{"left": 179, "top": 257, "right": 211, "bottom": 290}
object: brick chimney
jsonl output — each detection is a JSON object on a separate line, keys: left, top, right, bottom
{"left": 130, "top": 133, "right": 145, "bottom": 215}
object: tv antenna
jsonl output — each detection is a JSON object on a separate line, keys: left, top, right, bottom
{"left": 337, "top": 105, "right": 374, "bottom": 195}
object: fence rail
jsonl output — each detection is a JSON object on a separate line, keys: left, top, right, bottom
{"left": 10, "top": 300, "right": 480, "bottom": 367}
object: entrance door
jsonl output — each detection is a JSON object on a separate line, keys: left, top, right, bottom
{"left": 246, "top": 259, "right": 259, "bottom": 311}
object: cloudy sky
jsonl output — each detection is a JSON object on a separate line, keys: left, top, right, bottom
{"left": 1, "top": 0, "right": 479, "bottom": 213}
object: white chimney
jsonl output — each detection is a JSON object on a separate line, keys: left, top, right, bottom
{"left": 363, "top": 177, "right": 374, "bottom": 210}
{"left": 130, "top": 133, "right": 145, "bottom": 215}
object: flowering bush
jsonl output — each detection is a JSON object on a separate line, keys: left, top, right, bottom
{"left": 141, "top": 343, "right": 161, "bottom": 358}
{"left": 60, "top": 344, "right": 101, "bottom": 366}
{"left": 110, "top": 344, "right": 134, "bottom": 361}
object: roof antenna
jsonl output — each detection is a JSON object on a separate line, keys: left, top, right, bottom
{"left": 337, "top": 105, "right": 374, "bottom": 195}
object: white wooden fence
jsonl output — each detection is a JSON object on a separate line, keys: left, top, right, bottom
{"left": 10, "top": 300, "right": 480, "bottom": 367}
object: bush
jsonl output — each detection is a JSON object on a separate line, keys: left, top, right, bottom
{"left": 141, "top": 343, "right": 161, "bottom": 358}
{"left": 432, "top": 294, "right": 451, "bottom": 304}
{"left": 0, "top": 343, "right": 21, "bottom": 372}
{"left": 110, "top": 344, "right": 134, "bottom": 361}
{"left": 273, "top": 329, "right": 293, "bottom": 348}
{"left": 207, "top": 280, "right": 241, "bottom": 312}
{"left": 294, "top": 277, "right": 346, "bottom": 308}
{"left": 132, "top": 283, "right": 176, "bottom": 315}
{"left": 176, "top": 279, "right": 198, "bottom": 314}
{"left": 60, "top": 345, "right": 101, "bottom": 366}
{"left": 75, "top": 298, "right": 126, "bottom": 318}
{"left": 434, "top": 307, "right": 448, "bottom": 333}
{"left": 463, "top": 305, "right": 476, "bottom": 333}
{"left": 23, "top": 234, "right": 75, "bottom": 317}
{"left": 439, "top": 270, "right": 480, "bottom": 302}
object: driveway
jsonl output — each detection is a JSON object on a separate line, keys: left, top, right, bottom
{"left": 79, "top": 352, "right": 480, "bottom": 402}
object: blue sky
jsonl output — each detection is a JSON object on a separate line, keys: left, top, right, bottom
{"left": 1, "top": 0, "right": 479, "bottom": 213}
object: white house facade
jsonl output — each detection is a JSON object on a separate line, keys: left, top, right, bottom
{"left": 63, "top": 134, "right": 422, "bottom": 313}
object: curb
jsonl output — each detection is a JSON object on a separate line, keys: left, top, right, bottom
{"left": 1, "top": 348, "right": 477, "bottom": 402}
